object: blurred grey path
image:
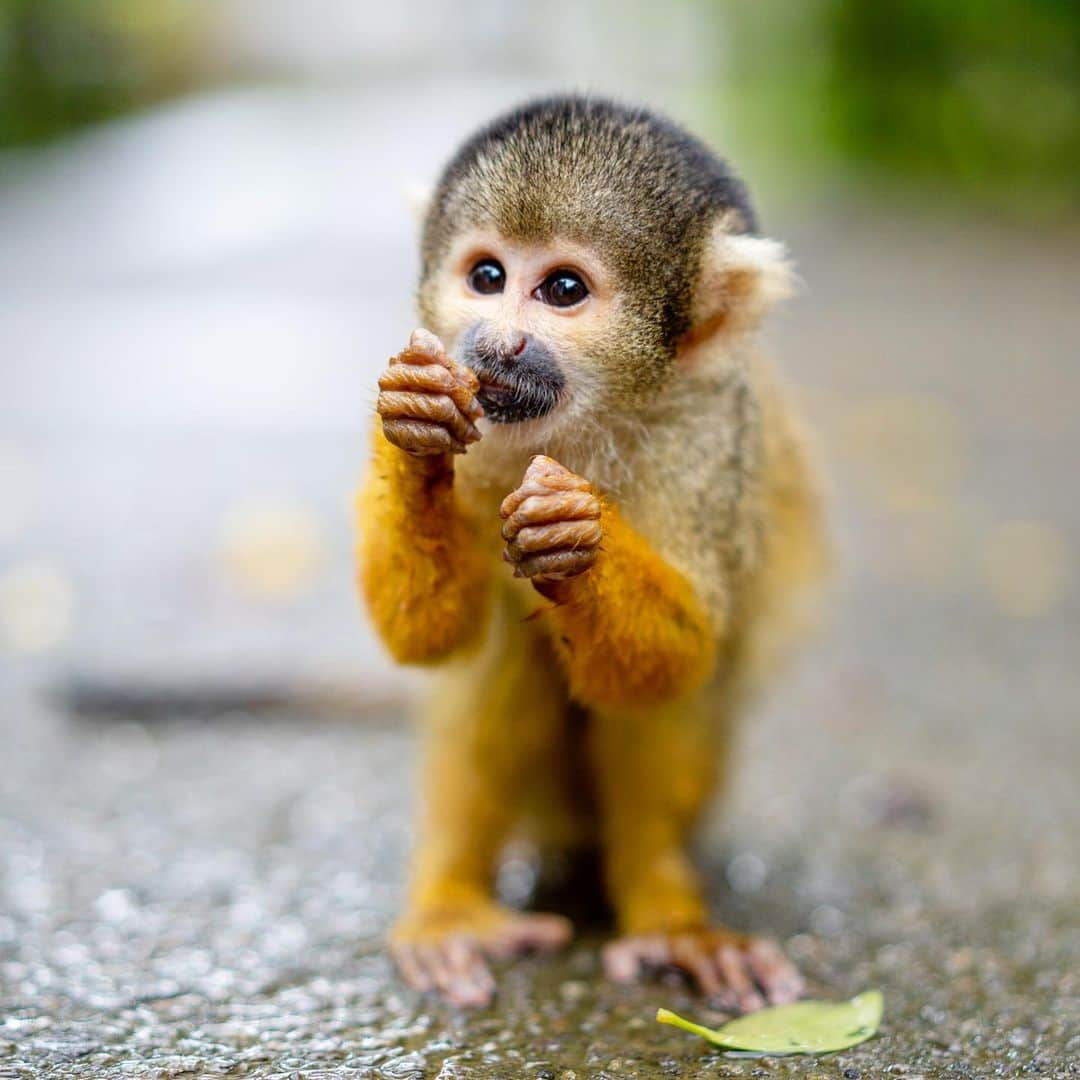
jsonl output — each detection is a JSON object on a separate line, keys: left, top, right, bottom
{"left": 1, "top": 79, "right": 1079, "bottom": 1078}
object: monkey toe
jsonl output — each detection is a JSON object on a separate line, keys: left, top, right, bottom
{"left": 390, "top": 907, "right": 571, "bottom": 1007}
{"left": 745, "top": 938, "right": 804, "bottom": 1005}
{"left": 603, "top": 931, "right": 800, "bottom": 1013}
{"left": 602, "top": 934, "right": 669, "bottom": 984}
{"left": 487, "top": 911, "right": 573, "bottom": 959}
{"left": 392, "top": 938, "right": 496, "bottom": 1008}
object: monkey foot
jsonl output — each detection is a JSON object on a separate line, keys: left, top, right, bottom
{"left": 603, "top": 929, "right": 803, "bottom": 1012}
{"left": 390, "top": 904, "right": 572, "bottom": 1007}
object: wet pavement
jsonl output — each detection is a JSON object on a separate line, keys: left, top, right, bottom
{"left": 2, "top": 82, "right": 1079, "bottom": 1078}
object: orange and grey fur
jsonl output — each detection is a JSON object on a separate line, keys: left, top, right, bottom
{"left": 356, "top": 96, "right": 827, "bottom": 1008}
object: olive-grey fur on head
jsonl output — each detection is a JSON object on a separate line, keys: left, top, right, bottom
{"left": 419, "top": 95, "right": 760, "bottom": 366}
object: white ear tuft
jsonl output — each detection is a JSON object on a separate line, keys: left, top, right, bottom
{"left": 403, "top": 180, "right": 434, "bottom": 226}
{"left": 724, "top": 234, "right": 798, "bottom": 314}
{"left": 693, "top": 223, "right": 798, "bottom": 339}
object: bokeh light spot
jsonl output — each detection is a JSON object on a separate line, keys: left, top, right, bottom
{"left": 981, "top": 520, "right": 1071, "bottom": 618}
{"left": 839, "top": 395, "right": 966, "bottom": 514}
{"left": 220, "top": 499, "right": 323, "bottom": 600}
{"left": 0, "top": 560, "right": 75, "bottom": 654}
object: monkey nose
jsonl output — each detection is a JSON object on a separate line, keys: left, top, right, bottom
{"left": 511, "top": 336, "right": 527, "bottom": 357}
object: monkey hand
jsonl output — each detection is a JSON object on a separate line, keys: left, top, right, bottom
{"left": 500, "top": 455, "right": 602, "bottom": 584}
{"left": 378, "top": 328, "right": 483, "bottom": 456}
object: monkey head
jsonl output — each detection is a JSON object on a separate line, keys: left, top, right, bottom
{"left": 416, "top": 96, "right": 793, "bottom": 434}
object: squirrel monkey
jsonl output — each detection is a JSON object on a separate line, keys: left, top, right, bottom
{"left": 357, "top": 97, "right": 826, "bottom": 1009}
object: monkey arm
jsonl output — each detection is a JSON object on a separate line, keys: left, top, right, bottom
{"left": 356, "top": 429, "right": 491, "bottom": 664}
{"left": 539, "top": 502, "right": 716, "bottom": 708}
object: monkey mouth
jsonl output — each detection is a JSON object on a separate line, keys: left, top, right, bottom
{"left": 459, "top": 325, "right": 566, "bottom": 424}
{"left": 471, "top": 367, "right": 564, "bottom": 424}
{"left": 475, "top": 376, "right": 561, "bottom": 424}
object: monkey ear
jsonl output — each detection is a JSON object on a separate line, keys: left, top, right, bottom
{"left": 691, "top": 221, "right": 798, "bottom": 341}
{"left": 403, "top": 180, "right": 434, "bottom": 226}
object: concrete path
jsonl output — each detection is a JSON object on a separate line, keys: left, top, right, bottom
{"left": 1, "top": 81, "right": 1077, "bottom": 1078}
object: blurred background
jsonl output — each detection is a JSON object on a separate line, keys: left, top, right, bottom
{"left": 1, "top": 2, "right": 1077, "bottom": 1077}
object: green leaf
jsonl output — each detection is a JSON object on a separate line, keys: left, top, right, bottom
{"left": 656, "top": 990, "right": 883, "bottom": 1056}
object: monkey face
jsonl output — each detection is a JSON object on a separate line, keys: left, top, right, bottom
{"left": 418, "top": 230, "right": 660, "bottom": 430}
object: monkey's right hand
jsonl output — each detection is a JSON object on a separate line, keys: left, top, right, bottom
{"left": 500, "top": 455, "right": 603, "bottom": 584}
{"left": 377, "top": 328, "right": 483, "bottom": 456}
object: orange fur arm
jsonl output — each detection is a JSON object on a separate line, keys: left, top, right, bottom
{"left": 356, "top": 428, "right": 490, "bottom": 664}
{"left": 540, "top": 503, "right": 716, "bottom": 707}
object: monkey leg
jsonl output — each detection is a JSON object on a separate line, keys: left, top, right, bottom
{"left": 391, "top": 592, "right": 573, "bottom": 1006}
{"left": 588, "top": 695, "right": 802, "bottom": 1011}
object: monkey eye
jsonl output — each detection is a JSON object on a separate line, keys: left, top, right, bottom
{"left": 536, "top": 269, "right": 589, "bottom": 308}
{"left": 467, "top": 259, "right": 505, "bottom": 295}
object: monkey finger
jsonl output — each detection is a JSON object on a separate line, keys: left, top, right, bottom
{"left": 395, "top": 327, "right": 450, "bottom": 365}
{"left": 381, "top": 418, "right": 465, "bottom": 456}
{"left": 523, "top": 455, "right": 592, "bottom": 492}
{"left": 379, "top": 361, "right": 453, "bottom": 391}
{"left": 380, "top": 365, "right": 482, "bottom": 421}
{"left": 500, "top": 480, "right": 554, "bottom": 519}
{"left": 510, "top": 547, "right": 598, "bottom": 581}
{"left": 501, "top": 473, "right": 592, "bottom": 518}
{"left": 378, "top": 391, "right": 480, "bottom": 446}
{"left": 501, "top": 491, "right": 601, "bottom": 539}
{"left": 397, "top": 331, "right": 482, "bottom": 401}
{"left": 505, "top": 519, "right": 603, "bottom": 558}
{"left": 458, "top": 387, "right": 484, "bottom": 422}
{"left": 382, "top": 360, "right": 483, "bottom": 419}
{"left": 487, "top": 913, "right": 573, "bottom": 959}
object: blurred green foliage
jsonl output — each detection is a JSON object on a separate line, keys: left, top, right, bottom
{"left": 723, "top": 0, "right": 1079, "bottom": 219}
{"left": 1, "top": 0, "right": 1076, "bottom": 219}
{"left": 0, "top": 0, "right": 198, "bottom": 147}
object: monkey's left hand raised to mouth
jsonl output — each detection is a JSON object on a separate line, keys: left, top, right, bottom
{"left": 500, "top": 456, "right": 603, "bottom": 587}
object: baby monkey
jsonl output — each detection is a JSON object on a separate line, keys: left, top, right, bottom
{"left": 358, "top": 96, "right": 826, "bottom": 1009}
